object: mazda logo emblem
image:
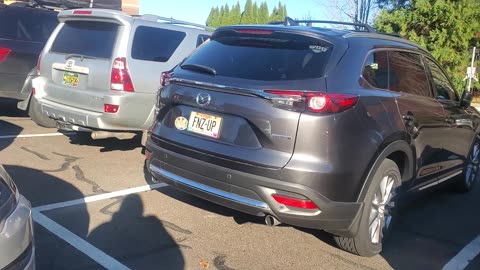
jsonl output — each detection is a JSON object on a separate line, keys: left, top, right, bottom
{"left": 196, "top": 92, "right": 211, "bottom": 106}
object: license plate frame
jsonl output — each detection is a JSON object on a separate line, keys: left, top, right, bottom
{"left": 62, "top": 71, "right": 79, "bottom": 87}
{"left": 187, "top": 111, "right": 222, "bottom": 139}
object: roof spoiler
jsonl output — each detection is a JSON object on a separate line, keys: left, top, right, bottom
{"left": 269, "top": 17, "right": 376, "bottom": 33}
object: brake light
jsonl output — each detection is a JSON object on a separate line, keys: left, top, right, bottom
{"left": 160, "top": 71, "right": 171, "bottom": 87}
{"left": 104, "top": 104, "right": 119, "bottom": 113}
{"left": 235, "top": 29, "right": 273, "bottom": 35}
{"left": 265, "top": 90, "right": 358, "bottom": 114}
{"left": 0, "top": 47, "right": 11, "bottom": 63}
{"left": 111, "top": 57, "right": 134, "bottom": 92}
{"left": 32, "top": 88, "right": 36, "bottom": 96}
{"left": 73, "top": 10, "right": 92, "bottom": 15}
{"left": 272, "top": 194, "right": 318, "bottom": 210}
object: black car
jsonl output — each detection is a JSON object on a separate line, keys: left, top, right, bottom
{"left": 0, "top": 2, "right": 57, "bottom": 126}
{"left": 145, "top": 19, "right": 479, "bottom": 256}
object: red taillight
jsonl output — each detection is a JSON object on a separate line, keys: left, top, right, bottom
{"left": 104, "top": 104, "right": 119, "bottom": 113}
{"left": 235, "top": 29, "right": 273, "bottom": 35}
{"left": 265, "top": 90, "right": 358, "bottom": 114}
{"left": 111, "top": 57, "right": 134, "bottom": 92}
{"left": 160, "top": 71, "right": 171, "bottom": 87}
{"left": 145, "top": 149, "right": 152, "bottom": 160}
{"left": 73, "top": 10, "right": 92, "bottom": 15}
{"left": 272, "top": 194, "right": 318, "bottom": 210}
{"left": 0, "top": 47, "right": 11, "bottom": 63}
{"left": 32, "top": 88, "right": 36, "bottom": 96}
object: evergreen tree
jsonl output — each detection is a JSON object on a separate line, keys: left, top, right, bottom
{"left": 206, "top": 7, "right": 215, "bottom": 26}
{"left": 230, "top": 1, "right": 242, "bottom": 25}
{"left": 375, "top": 0, "right": 480, "bottom": 90}
{"left": 241, "top": 0, "right": 254, "bottom": 24}
{"left": 219, "top": 5, "right": 225, "bottom": 26}
{"left": 210, "top": 7, "right": 221, "bottom": 27}
{"left": 252, "top": 2, "right": 259, "bottom": 24}
{"left": 259, "top": 2, "right": 270, "bottom": 24}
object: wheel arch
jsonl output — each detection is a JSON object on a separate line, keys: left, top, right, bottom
{"left": 356, "top": 139, "right": 414, "bottom": 203}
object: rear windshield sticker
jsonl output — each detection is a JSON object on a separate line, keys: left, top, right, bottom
{"left": 309, "top": 45, "right": 329, "bottom": 53}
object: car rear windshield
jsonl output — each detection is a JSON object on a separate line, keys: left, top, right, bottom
{"left": 0, "top": 7, "right": 58, "bottom": 42}
{"left": 181, "top": 35, "right": 333, "bottom": 81}
{"left": 50, "top": 21, "right": 118, "bottom": 59}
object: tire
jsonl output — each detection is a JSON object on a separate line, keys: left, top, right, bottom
{"left": 334, "top": 159, "right": 401, "bottom": 257}
{"left": 454, "top": 137, "right": 479, "bottom": 193}
{"left": 28, "top": 97, "right": 56, "bottom": 128}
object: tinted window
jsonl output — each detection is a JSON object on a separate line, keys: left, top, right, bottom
{"left": 0, "top": 7, "right": 58, "bottom": 42}
{"left": 51, "top": 21, "right": 118, "bottom": 59}
{"left": 425, "top": 58, "right": 457, "bottom": 101}
{"left": 196, "top": 34, "right": 210, "bottom": 47}
{"left": 362, "top": 51, "right": 389, "bottom": 89}
{"left": 131, "top": 27, "right": 186, "bottom": 62}
{"left": 389, "top": 51, "right": 431, "bottom": 97}
{"left": 182, "top": 36, "right": 333, "bottom": 81}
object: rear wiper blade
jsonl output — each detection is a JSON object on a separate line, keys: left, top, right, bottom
{"left": 65, "top": 54, "right": 97, "bottom": 61}
{"left": 180, "top": 64, "right": 217, "bottom": 76}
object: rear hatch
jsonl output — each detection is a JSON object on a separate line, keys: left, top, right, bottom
{"left": 40, "top": 10, "right": 131, "bottom": 112}
{"left": 152, "top": 27, "right": 336, "bottom": 168}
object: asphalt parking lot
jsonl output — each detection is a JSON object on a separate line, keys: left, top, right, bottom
{"left": 1, "top": 98, "right": 480, "bottom": 270}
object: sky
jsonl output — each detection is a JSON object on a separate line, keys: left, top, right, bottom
{"left": 139, "top": 0, "right": 332, "bottom": 25}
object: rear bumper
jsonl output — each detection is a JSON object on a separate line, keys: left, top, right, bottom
{"left": 146, "top": 140, "right": 363, "bottom": 236}
{"left": 0, "top": 196, "right": 35, "bottom": 270}
{"left": 37, "top": 93, "right": 156, "bottom": 131}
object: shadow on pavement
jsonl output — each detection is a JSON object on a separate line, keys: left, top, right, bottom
{"left": 3, "top": 165, "right": 92, "bottom": 270}
{"left": 0, "top": 98, "right": 28, "bottom": 118}
{"left": 87, "top": 194, "right": 185, "bottom": 270}
{"left": 381, "top": 184, "right": 480, "bottom": 269}
{"left": 0, "top": 120, "right": 23, "bottom": 151}
{"left": 66, "top": 132, "right": 143, "bottom": 153}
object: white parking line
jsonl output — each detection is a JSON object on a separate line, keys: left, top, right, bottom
{"left": 33, "top": 210, "right": 131, "bottom": 270}
{"left": 443, "top": 235, "right": 480, "bottom": 270}
{"left": 0, "top": 132, "right": 74, "bottom": 140}
{"left": 34, "top": 182, "right": 168, "bottom": 212}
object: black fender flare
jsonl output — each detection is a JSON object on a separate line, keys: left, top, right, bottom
{"left": 356, "top": 140, "right": 414, "bottom": 203}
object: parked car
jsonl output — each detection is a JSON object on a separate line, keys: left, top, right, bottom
{"left": 145, "top": 18, "right": 480, "bottom": 256}
{"left": 33, "top": 9, "right": 212, "bottom": 143}
{"left": 0, "top": 2, "right": 58, "bottom": 127}
{"left": 0, "top": 165, "right": 35, "bottom": 270}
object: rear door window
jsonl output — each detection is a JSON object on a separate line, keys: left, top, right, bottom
{"left": 388, "top": 51, "right": 432, "bottom": 97}
{"left": 362, "top": 51, "right": 389, "bottom": 89}
{"left": 0, "top": 7, "right": 58, "bottom": 42}
{"left": 131, "top": 26, "right": 186, "bottom": 62}
{"left": 182, "top": 35, "right": 333, "bottom": 81}
{"left": 50, "top": 21, "right": 118, "bottom": 59}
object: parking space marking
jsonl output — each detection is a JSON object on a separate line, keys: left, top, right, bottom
{"left": 34, "top": 182, "right": 168, "bottom": 212}
{"left": 443, "top": 234, "right": 480, "bottom": 270}
{"left": 33, "top": 210, "right": 131, "bottom": 270}
{"left": 0, "top": 132, "right": 74, "bottom": 140}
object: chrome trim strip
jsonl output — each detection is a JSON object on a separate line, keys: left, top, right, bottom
{"left": 149, "top": 164, "right": 270, "bottom": 210}
{"left": 418, "top": 170, "right": 462, "bottom": 191}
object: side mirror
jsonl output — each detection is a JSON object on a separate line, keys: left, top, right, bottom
{"left": 460, "top": 90, "right": 473, "bottom": 108}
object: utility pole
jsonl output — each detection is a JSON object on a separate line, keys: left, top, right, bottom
{"left": 90, "top": 0, "right": 93, "bottom": 8}
{"left": 466, "top": 47, "right": 478, "bottom": 93}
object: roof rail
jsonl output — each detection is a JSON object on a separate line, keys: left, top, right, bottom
{"left": 269, "top": 17, "right": 375, "bottom": 33}
{"left": 140, "top": 14, "right": 215, "bottom": 31}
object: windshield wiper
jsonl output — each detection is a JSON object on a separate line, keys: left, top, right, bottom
{"left": 180, "top": 64, "right": 217, "bottom": 76}
{"left": 65, "top": 54, "right": 97, "bottom": 61}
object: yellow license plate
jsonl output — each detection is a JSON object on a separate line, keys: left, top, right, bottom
{"left": 63, "top": 71, "right": 79, "bottom": 87}
{"left": 187, "top": 111, "right": 222, "bottom": 138}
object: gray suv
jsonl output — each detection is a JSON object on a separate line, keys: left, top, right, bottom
{"left": 146, "top": 19, "right": 480, "bottom": 256}
{"left": 34, "top": 9, "right": 211, "bottom": 142}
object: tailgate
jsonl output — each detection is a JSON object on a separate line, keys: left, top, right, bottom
{"left": 41, "top": 17, "right": 125, "bottom": 112}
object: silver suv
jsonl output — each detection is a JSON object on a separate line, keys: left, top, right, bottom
{"left": 33, "top": 9, "right": 211, "bottom": 143}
